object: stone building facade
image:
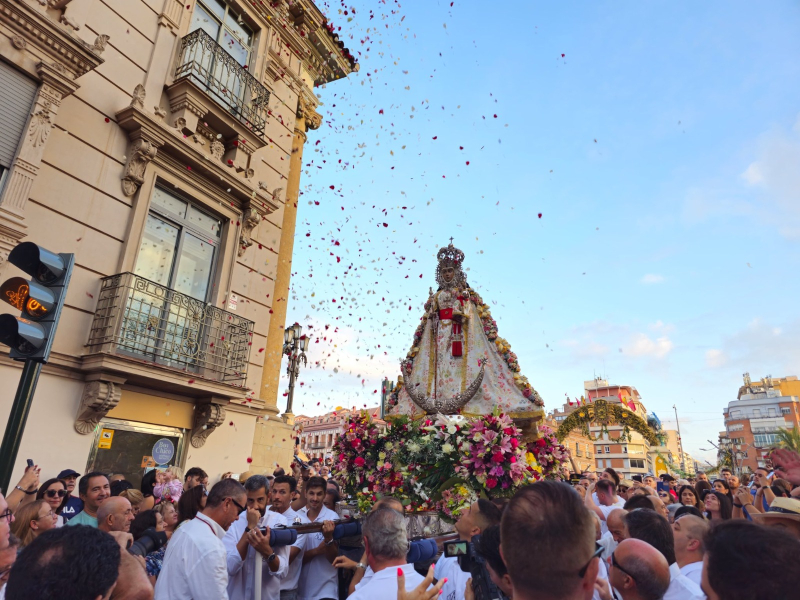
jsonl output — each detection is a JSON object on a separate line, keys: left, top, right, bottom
{"left": 0, "top": 0, "right": 355, "bottom": 487}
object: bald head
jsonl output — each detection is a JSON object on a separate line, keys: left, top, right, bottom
{"left": 97, "top": 497, "right": 134, "bottom": 533}
{"left": 611, "top": 539, "right": 670, "bottom": 600}
{"left": 607, "top": 509, "right": 628, "bottom": 543}
{"left": 672, "top": 515, "right": 708, "bottom": 566}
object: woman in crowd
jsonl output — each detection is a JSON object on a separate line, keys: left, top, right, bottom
{"left": 119, "top": 489, "right": 145, "bottom": 516}
{"left": 156, "top": 500, "right": 179, "bottom": 537}
{"left": 657, "top": 488, "right": 675, "bottom": 506}
{"left": 324, "top": 488, "right": 341, "bottom": 511}
{"left": 678, "top": 485, "right": 704, "bottom": 511}
{"left": 713, "top": 478, "right": 733, "bottom": 501}
{"left": 695, "top": 480, "right": 712, "bottom": 508}
{"left": 176, "top": 484, "right": 206, "bottom": 528}
{"left": 140, "top": 469, "right": 158, "bottom": 511}
{"left": 704, "top": 490, "right": 732, "bottom": 521}
{"left": 10, "top": 500, "right": 59, "bottom": 548}
{"left": 36, "top": 478, "right": 68, "bottom": 527}
{"left": 130, "top": 509, "right": 168, "bottom": 585}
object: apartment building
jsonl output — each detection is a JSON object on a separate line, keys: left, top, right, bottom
{"left": 296, "top": 407, "right": 385, "bottom": 461}
{"left": 0, "top": 0, "right": 355, "bottom": 488}
{"left": 723, "top": 373, "right": 800, "bottom": 473}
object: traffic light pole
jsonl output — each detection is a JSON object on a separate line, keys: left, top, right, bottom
{"left": 0, "top": 359, "right": 43, "bottom": 493}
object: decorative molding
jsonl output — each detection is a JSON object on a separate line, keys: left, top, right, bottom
{"left": 27, "top": 101, "right": 52, "bottom": 150}
{"left": 210, "top": 140, "right": 224, "bottom": 160}
{"left": 74, "top": 380, "right": 122, "bottom": 434}
{"left": 297, "top": 95, "right": 322, "bottom": 131}
{"left": 59, "top": 12, "right": 80, "bottom": 32}
{"left": 11, "top": 35, "right": 25, "bottom": 49}
{"left": 92, "top": 34, "right": 110, "bottom": 55}
{"left": 122, "top": 138, "right": 159, "bottom": 196}
{"left": 191, "top": 402, "right": 226, "bottom": 448}
{"left": 130, "top": 84, "right": 146, "bottom": 110}
{"left": 238, "top": 207, "right": 261, "bottom": 256}
{"left": 0, "top": 0, "right": 104, "bottom": 80}
{"left": 153, "top": 105, "right": 167, "bottom": 121}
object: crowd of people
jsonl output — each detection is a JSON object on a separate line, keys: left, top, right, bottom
{"left": 1, "top": 449, "right": 800, "bottom": 600}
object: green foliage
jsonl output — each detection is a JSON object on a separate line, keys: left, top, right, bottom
{"left": 774, "top": 427, "right": 800, "bottom": 453}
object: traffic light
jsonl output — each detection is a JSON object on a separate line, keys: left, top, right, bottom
{"left": 0, "top": 243, "right": 74, "bottom": 363}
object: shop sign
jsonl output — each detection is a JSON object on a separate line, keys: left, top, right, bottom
{"left": 152, "top": 438, "right": 175, "bottom": 465}
{"left": 98, "top": 429, "right": 114, "bottom": 449}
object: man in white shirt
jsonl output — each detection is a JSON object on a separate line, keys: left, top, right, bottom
{"left": 671, "top": 515, "right": 707, "bottom": 587}
{"left": 268, "top": 475, "right": 306, "bottom": 600}
{"left": 155, "top": 478, "right": 248, "bottom": 600}
{"left": 623, "top": 509, "right": 705, "bottom": 600}
{"left": 586, "top": 480, "right": 626, "bottom": 536}
{"left": 347, "top": 507, "right": 428, "bottom": 600}
{"left": 225, "top": 475, "right": 290, "bottom": 600}
{"left": 435, "top": 498, "right": 502, "bottom": 600}
{"left": 296, "top": 476, "right": 339, "bottom": 600}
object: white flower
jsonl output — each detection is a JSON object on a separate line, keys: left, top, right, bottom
{"left": 362, "top": 487, "right": 369, "bottom": 493}
{"left": 385, "top": 442, "right": 394, "bottom": 450}
{"left": 442, "top": 443, "right": 454, "bottom": 454}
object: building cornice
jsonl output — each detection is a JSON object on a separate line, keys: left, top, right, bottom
{"left": 0, "top": 0, "right": 103, "bottom": 80}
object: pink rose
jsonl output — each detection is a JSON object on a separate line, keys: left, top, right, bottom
{"left": 354, "top": 457, "right": 365, "bottom": 467}
{"left": 486, "top": 477, "right": 498, "bottom": 489}
{"left": 492, "top": 452, "right": 505, "bottom": 464}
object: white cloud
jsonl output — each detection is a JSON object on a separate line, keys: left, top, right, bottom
{"left": 641, "top": 274, "right": 665, "bottom": 284}
{"left": 705, "top": 349, "right": 727, "bottom": 368}
{"left": 627, "top": 333, "right": 673, "bottom": 358}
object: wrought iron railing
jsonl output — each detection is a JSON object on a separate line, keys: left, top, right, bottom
{"left": 86, "top": 273, "right": 254, "bottom": 384}
{"left": 174, "top": 28, "right": 271, "bottom": 138}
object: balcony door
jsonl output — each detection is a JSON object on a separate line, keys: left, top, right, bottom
{"left": 122, "top": 186, "right": 221, "bottom": 368}
{"left": 189, "top": 0, "right": 253, "bottom": 114}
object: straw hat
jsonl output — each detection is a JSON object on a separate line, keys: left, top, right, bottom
{"left": 238, "top": 470, "right": 255, "bottom": 483}
{"left": 751, "top": 497, "right": 800, "bottom": 522}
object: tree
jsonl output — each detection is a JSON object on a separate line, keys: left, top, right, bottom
{"left": 774, "top": 427, "right": 800, "bottom": 453}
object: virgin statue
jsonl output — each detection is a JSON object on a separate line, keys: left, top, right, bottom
{"left": 386, "top": 241, "right": 545, "bottom": 430}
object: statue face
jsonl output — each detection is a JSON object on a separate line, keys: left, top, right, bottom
{"left": 442, "top": 267, "right": 455, "bottom": 283}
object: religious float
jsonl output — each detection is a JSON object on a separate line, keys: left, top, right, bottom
{"left": 333, "top": 242, "right": 568, "bottom": 529}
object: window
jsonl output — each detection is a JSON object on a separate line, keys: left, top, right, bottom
{"left": 731, "top": 410, "right": 742, "bottom": 418}
{"left": 781, "top": 407, "right": 791, "bottom": 415}
{"left": 768, "top": 408, "right": 777, "bottom": 417}
{"left": 728, "top": 423, "right": 744, "bottom": 431}
{"left": 604, "top": 446, "right": 611, "bottom": 454}
{"left": 754, "top": 433, "right": 779, "bottom": 447}
{"left": 135, "top": 186, "right": 221, "bottom": 300}
{"left": 622, "top": 446, "right": 628, "bottom": 454}
{"left": 752, "top": 409, "right": 761, "bottom": 417}
{"left": 0, "top": 62, "right": 38, "bottom": 192}
{"left": 190, "top": 0, "right": 253, "bottom": 66}
{"left": 630, "top": 459, "right": 645, "bottom": 469}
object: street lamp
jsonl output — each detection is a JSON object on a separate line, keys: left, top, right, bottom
{"left": 282, "top": 322, "right": 309, "bottom": 417}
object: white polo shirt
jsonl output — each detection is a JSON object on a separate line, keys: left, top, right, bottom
{"left": 155, "top": 512, "right": 230, "bottom": 600}
{"left": 664, "top": 562, "right": 706, "bottom": 600}
{"left": 296, "top": 505, "right": 339, "bottom": 600}
{"left": 224, "top": 510, "right": 290, "bottom": 600}
{"left": 348, "top": 563, "right": 427, "bottom": 600}
{"left": 679, "top": 561, "right": 703, "bottom": 587}
{"left": 434, "top": 554, "right": 470, "bottom": 600}
{"left": 268, "top": 505, "right": 306, "bottom": 591}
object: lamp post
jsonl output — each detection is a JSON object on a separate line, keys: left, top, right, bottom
{"left": 282, "top": 323, "right": 308, "bottom": 419}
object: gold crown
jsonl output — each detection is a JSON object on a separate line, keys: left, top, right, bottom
{"left": 437, "top": 242, "right": 465, "bottom": 266}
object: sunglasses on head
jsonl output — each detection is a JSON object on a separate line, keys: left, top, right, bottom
{"left": 45, "top": 489, "right": 67, "bottom": 498}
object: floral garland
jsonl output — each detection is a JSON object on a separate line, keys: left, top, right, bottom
{"left": 387, "top": 288, "right": 544, "bottom": 411}
{"left": 526, "top": 424, "right": 568, "bottom": 480}
{"left": 333, "top": 411, "right": 565, "bottom": 516}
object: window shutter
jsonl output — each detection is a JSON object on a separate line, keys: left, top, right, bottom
{"left": 0, "top": 62, "right": 38, "bottom": 169}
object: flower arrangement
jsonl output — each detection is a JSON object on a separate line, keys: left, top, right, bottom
{"left": 454, "top": 413, "right": 540, "bottom": 496}
{"left": 436, "top": 483, "right": 477, "bottom": 521}
{"left": 526, "top": 424, "right": 568, "bottom": 480}
{"left": 333, "top": 410, "right": 568, "bottom": 517}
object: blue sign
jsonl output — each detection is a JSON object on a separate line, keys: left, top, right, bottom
{"left": 152, "top": 438, "right": 175, "bottom": 465}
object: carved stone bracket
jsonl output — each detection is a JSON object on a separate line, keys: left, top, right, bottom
{"left": 238, "top": 206, "right": 261, "bottom": 256}
{"left": 191, "top": 402, "right": 226, "bottom": 448}
{"left": 122, "top": 138, "right": 160, "bottom": 196}
{"left": 297, "top": 94, "right": 322, "bottom": 132}
{"left": 74, "top": 380, "right": 123, "bottom": 434}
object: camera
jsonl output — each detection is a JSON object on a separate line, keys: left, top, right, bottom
{"left": 444, "top": 537, "right": 509, "bottom": 600}
{"left": 128, "top": 528, "right": 168, "bottom": 558}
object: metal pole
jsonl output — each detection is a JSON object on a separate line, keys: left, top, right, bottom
{"left": 673, "top": 404, "right": 686, "bottom": 473}
{"left": 285, "top": 344, "right": 297, "bottom": 415}
{"left": 0, "top": 359, "right": 44, "bottom": 493}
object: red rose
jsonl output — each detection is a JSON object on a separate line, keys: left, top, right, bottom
{"left": 352, "top": 439, "right": 361, "bottom": 448}
{"left": 492, "top": 452, "right": 505, "bottom": 464}
{"left": 354, "top": 457, "right": 365, "bottom": 467}
{"left": 536, "top": 438, "right": 547, "bottom": 447}
{"left": 510, "top": 438, "right": 519, "bottom": 449}
{"left": 486, "top": 477, "right": 498, "bottom": 489}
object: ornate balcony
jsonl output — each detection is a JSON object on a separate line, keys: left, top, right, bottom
{"left": 86, "top": 273, "right": 254, "bottom": 385}
{"left": 174, "top": 28, "right": 271, "bottom": 138}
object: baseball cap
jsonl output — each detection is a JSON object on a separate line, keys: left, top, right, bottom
{"left": 57, "top": 469, "right": 81, "bottom": 479}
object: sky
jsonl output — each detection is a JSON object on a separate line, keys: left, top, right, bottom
{"left": 277, "top": 1, "right": 800, "bottom": 467}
